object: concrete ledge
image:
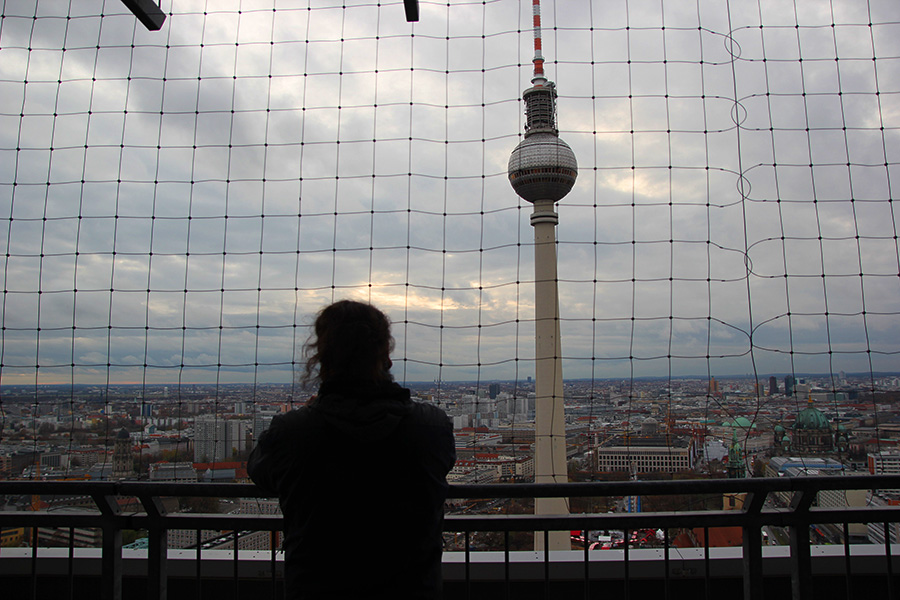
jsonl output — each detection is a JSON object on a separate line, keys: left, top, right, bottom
{"left": 1, "top": 545, "right": 898, "bottom": 580}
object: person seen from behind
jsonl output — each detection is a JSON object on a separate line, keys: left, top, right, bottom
{"left": 248, "top": 299, "right": 456, "bottom": 599}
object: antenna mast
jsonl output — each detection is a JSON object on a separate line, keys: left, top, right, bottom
{"left": 531, "top": 0, "right": 545, "bottom": 82}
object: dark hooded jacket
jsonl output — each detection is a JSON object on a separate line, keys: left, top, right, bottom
{"left": 248, "top": 380, "right": 456, "bottom": 599}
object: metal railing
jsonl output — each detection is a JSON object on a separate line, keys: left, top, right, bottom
{"left": 2, "top": 476, "right": 900, "bottom": 600}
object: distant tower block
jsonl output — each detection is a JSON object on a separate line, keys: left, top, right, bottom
{"left": 112, "top": 428, "right": 133, "bottom": 480}
{"left": 508, "top": 0, "right": 577, "bottom": 552}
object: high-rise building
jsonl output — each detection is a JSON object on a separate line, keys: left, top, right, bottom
{"left": 193, "top": 416, "right": 251, "bottom": 462}
{"left": 193, "top": 416, "right": 227, "bottom": 463}
{"left": 227, "top": 419, "right": 251, "bottom": 456}
{"left": 234, "top": 400, "right": 254, "bottom": 415}
{"left": 253, "top": 412, "right": 276, "bottom": 441}
{"left": 769, "top": 376, "right": 778, "bottom": 395}
{"left": 785, "top": 375, "right": 795, "bottom": 397}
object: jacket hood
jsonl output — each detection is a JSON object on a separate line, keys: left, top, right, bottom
{"left": 310, "top": 380, "right": 412, "bottom": 442}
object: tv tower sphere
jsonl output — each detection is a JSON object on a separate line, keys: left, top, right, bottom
{"left": 508, "top": 83, "right": 578, "bottom": 203}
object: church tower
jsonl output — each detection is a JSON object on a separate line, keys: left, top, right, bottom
{"left": 112, "top": 428, "right": 133, "bottom": 480}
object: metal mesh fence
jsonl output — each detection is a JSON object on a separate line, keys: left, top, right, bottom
{"left": 1, "top": 0, "right": 898, "bottom": 482}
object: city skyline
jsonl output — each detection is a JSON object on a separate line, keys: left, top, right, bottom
{"left": 0, "top": 368, "right": 896, "bottom": 389}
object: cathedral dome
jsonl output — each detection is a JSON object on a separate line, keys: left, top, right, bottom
{"left": 793, "top": 405, "right": 830, "bottom": 430}
{"left": 723, "top": 416, "right": 756, "bottom": 429}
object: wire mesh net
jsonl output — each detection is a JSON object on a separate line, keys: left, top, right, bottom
{"left": 1, "top": 0, "right": 898, "bottom": 490}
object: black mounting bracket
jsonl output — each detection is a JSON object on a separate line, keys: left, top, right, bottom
{"left": 404, "top": 0, "right": 419, "bottom": 22}
{"left": 121, "top": 0, "right": 166, "bottom": 31}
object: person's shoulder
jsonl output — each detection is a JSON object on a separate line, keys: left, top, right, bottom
{"left": 406, "top": 401, "right": 455, "bottom": 465}
{"left": 408, "top": 401, "right": 451, "bottom": 427}
{"left": 264, "top": 406, "right": 320, "bottom": 438}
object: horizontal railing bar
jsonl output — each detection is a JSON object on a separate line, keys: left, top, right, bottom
{"left": 4, "top": 478, "right": 900, "bottom": 538}
{"left": 5, "top": 475, "right": 900, "bottom": 499}
{"left": 132, "top": 514, "right": 284, "bottom": 530}
{"left": 0, "top": 481, "right": 262, "bottom": 497}
{"left": 450, "top": 475, "right": 900, "bottom": 498}
{"left": 0, "top": 512, "right": 285, "bottom": 531}
{"left": 5, "top": 506, "right": 900, "bottom": 534}
{"left": 0, "top": 513, "right": 104, "bottom": 528}
{"left": 445, "top": 508, "right": 900, "bottom": 532}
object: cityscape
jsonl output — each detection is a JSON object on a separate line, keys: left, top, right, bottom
{"left": 3, "top": 370, "right": 900, "bottom": 551}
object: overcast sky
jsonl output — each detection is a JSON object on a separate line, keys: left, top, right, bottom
{"left": 1, "top": 0, "right": 898, "bottom": 386}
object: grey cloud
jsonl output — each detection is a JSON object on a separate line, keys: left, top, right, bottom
{"left": 1, "top": 0, "right": 898, "bottom": 384}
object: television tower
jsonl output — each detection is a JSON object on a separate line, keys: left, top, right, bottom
{"left": 507, "top": 0, "right": 577, "bottom": 551}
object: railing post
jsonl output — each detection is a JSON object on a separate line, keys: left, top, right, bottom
{"left": 505, "top": 530, "right": 511, "bottom": 600}
{"left": 544, "top": 529, "right": 550, "bottom": 599}
{"left": 704, "top": 526, "right": 711, "bottom": 600}
{"left": 842, "top": 523, "right": 852, "bottom": 600}
{"left": 102, "top": 524, "right": 123, "bottom": 600}
{"left": 139, "top": 495, "right": 169, "bottom": 600}
{"left": 271, "top": 531, "right": 279, "bottom": 600}
{"left": 68, "top": 526, "right": 76, "bottom": 600}
{"left": 464, "top": 530, "right": 471, "bottom": 600}
{"left": 742, "top": 492, "right": 765, "bottom": 600}
{"left": 623, "top": 529, "right": 630, "bottom": 600}
{"left": 195, "top": 528, "right": 202, "bottom": 595}
{"left": 663, "top": 528, "right": 670, "bottom": 600}
{"left": 884, "top": 522, "right": 895, "bottom": 600}
{"left": 93, "top": 489, "right": 123, "bottom": 600}
{"left": 31, "top": 526, "right": 38, "bottom": 600}
{"left": 233, "top": 530, "right": 240, "bottom": 599}
{"left": 789, "top": 489, "right": 814, "bottom": 600}
{"left": 583, "top": 529, "right": 589, "bottom": 600}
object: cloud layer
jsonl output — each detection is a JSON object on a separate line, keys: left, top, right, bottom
{"left": 1, "top": 0, "right": 898, "bottom": 384}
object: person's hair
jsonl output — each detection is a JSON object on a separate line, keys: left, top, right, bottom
{"left": 301, "top": 300, "right": 394, "bottom": 386}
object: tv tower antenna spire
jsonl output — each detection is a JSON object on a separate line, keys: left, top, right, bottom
{"left": 531, "top": 0, "right": 545, "bottom": 82}
{"left": 508, "top": 0, "right": 577, "bottom": 552}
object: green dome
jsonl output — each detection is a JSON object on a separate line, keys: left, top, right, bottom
{"left": 793, "top": 405, "right": 830, "bottom": 430}
{"left": 724, "top": 417, "right": 756, "bottom": 429}
{"left": 774, "top": 424, "right": 785, "bottom": 433}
